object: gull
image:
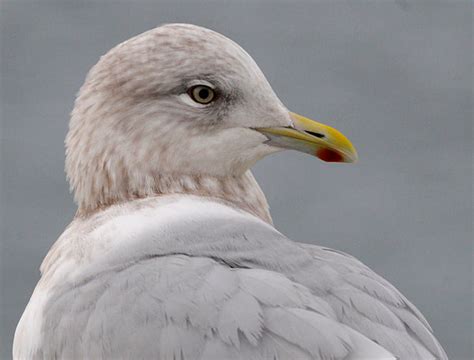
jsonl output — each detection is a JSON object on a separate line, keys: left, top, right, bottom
{"left": 13, "top": 24, "right": 447, "bottom": 359}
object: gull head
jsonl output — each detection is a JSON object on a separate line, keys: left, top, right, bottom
{"left": 66, "top": 24, "right": 357, "bottom": 213}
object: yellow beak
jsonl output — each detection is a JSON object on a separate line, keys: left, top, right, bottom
{"left": 256, "top": 112, "right": 358, "bottom": 163}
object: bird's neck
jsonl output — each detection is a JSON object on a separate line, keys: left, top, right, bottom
{"left": 75, "top": 171, "right": 273, "bottom": 224}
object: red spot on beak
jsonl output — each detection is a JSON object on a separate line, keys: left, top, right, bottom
{"left": 316, "top": 148, "right": 344, "bottom": 162}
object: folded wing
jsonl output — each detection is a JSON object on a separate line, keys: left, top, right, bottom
{"left": 35, "top": 254, "right": 395, "bottom": 359}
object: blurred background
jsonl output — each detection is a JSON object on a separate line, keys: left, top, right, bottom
{"left": 1, "top": 1, "right": 472, "bottom": 359}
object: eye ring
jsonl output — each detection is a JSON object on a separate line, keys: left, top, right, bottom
{"left": 187, "top": 85, "right": 216, "bottom": 104}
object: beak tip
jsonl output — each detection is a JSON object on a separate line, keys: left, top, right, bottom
{"left": 346, "top": 150, "right": 359, "bottom": 164}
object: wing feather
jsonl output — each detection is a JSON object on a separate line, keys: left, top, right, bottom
{"left": 30, "top": 254, "right": 393, "bottom": 359}
{"left": 15, "top": 198, "right": 445, "bottom": 359}
{"left": 301, "top": 244, "right": 447, "bottom": 359}
{"left": 217, "top": 290, "right": 264, "bottom": 347}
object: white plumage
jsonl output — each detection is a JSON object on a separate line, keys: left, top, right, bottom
{"left": 16, "top": 197, "right": 445, "bottom": 359}
{"left": 14, "top": 24, "right": 447, "bottom": 359}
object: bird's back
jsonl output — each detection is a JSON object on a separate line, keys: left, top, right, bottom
{"left": 14, "top": 196, "right": 446, "bottom": 359}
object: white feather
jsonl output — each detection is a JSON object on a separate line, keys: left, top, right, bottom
{"left": 14, "top": 196, "right": 449, "bottom": 359}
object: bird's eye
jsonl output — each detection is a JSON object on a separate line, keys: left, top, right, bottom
{"left": 187, "top": 85, "right": 215, "bottom": 104}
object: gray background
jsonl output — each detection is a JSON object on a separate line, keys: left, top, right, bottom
{"left": 0, "top": 0, "right": 472, "bottom": 359}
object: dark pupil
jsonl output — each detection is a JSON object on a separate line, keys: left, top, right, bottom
{"left": 198, "top": 88, "right": 210, "bottom": 100}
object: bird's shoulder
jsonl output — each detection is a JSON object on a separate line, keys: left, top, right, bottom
{"left": 20, "top": 253, "right": 395, "bottom": 359}
{"left": 15, "top": 196, "right": 445, "bottom": 359}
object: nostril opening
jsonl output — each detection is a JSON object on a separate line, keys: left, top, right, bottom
{"left": 304, "top": 130, "right": 325, "bottom": 139}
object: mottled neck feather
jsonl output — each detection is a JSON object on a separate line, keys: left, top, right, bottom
{"left": 75, "top": 171, "right": 273, "bottom": 224}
